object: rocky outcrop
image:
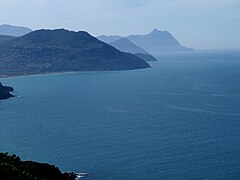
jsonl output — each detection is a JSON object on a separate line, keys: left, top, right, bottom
{"left": 0, "top": 82, "right": 14, "bottom": 100}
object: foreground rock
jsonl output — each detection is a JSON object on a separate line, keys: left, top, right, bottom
{"left": 0, "top": 153, "right": 77, "bottom": 180}
{"left": 0, "top": 82, "right": 14, "bottom": 100}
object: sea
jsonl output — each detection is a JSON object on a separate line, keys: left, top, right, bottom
{"left": 1, "top": 49, "right": 240, "bottom": 179}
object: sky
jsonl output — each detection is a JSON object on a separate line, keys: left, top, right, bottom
{"left": 0, "top": 0, "right": 240, "bottom": 49}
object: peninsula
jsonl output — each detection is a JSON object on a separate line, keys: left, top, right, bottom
{"left": 0, "top": 29, "right": 150, "bottom": 76}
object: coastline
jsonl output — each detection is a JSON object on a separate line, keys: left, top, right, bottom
{"left": 0, "top": 71, "right": 80, "bottom": 80}
{"left": 0, "top": 67, "right": 151, "bottom": 81}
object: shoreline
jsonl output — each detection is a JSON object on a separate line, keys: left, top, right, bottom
{"left": 0, "top": 71, "right": 80, "bottom": 80}
{"left": 0, "top": 67, "right": 151, "bottom": 81}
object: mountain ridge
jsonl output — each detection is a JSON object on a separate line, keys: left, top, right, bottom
{"left": 97, "top": 35, "right": 122, "bottom": 44}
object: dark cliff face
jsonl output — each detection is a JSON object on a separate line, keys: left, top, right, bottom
{"left": 0, "top": 83, "right": 14, "bottom": 100}
{"left": 0, "top": 29, "right": 150, "bottom": 76}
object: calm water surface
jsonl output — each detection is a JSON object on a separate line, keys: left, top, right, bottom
{"left": 1, "top": 49, "right": 240, "bottom": 179}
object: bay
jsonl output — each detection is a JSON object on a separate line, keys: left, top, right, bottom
{"left": 1, "top": 49, "right": 240, "bottom": 179}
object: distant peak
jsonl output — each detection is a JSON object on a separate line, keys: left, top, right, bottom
{"left": 149, "top": 28, "right": 163, "bottom": 35}
{"left": 149, "top": 29, "right": 172, "bottom": 36}
{"left": 152, "top": 28, "right": 159, "bottom": 32}
{"left": 151, "top": 28, "right": 162, "bottom": 33}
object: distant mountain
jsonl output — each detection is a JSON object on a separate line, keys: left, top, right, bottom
{"left": 126, "top": 29, "right": 193, "bottom": 54}
{"left": 134, "top": 53, "right": 157, "bottom": 61}
{"left": 97, "top": 35, "right": 122, "bottom": 44}
{"left": 0, "top": 24, "right": 32, "bottom": 37}
{"left": 0, "top": 29, "right": 150, "bottom": 76}
{"left": 0, "top": 82, "right": 14, "bottom": 100}
{"left": 109, "top": 38, "right": 157, "bottom": 61}
{"left": 110, "top": 38, "right": 148, "bottom": 54}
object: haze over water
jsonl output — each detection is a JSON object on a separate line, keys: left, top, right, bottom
{"left": 1, "top": 49, "right": 240, "bottom": 179}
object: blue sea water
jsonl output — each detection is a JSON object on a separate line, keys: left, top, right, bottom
{"left": 1, "top": 49, "right": 240, "bottom": 179}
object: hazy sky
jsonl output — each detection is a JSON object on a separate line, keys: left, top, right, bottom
{"left": 1, "top": 0, "right": 240, "bottom": 49}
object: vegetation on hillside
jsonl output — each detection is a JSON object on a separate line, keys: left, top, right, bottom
{"left": 0, "top": 35, "right": 15, "bottom": 43}
{"left": 0, "top": 153, "right": 76, "bottom": 180}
